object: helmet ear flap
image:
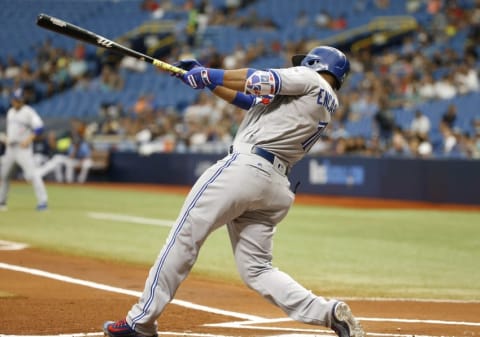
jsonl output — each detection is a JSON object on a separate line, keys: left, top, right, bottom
{"left": 291, "top": 46, "right": 350, "bottom": 90}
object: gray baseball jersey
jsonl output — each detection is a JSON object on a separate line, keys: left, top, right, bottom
{"left": 235, "top": 66, "right": 337, "bottom": 165}
{"left": 0, "top": 104, "right": 48, "bottom": 206}
{"left": 5, "top": 104, "right": 44, "bottom": 144}
{"left": 126, "top": 67, "right": 340, "bottom": 335}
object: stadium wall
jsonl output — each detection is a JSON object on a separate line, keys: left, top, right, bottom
{"left": 102, "top": 152, "right": 480, "bottom": 205}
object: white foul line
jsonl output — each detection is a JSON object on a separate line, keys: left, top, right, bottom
{"left": 0, "top": 262, "right": 263, "bottom": 321}
{"left": 0, "top": 240, "right": 29, "bottom": 251}
{"left": 1, "top": 261, "right": 479, "bottom": 337}
{"left": 87, "top": 212, "right": 173, "bottom": 227}
{"left": 0, "top": 333, "right": 236, "bottom": 337}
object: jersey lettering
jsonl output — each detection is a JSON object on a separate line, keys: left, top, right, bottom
{"left": 302, "top": 122, "right": 328, "bottom": 152}
{"left": 317, "top": 89, "right": 338, "bottom": 114}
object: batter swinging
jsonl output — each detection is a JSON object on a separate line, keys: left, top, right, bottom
{"left": 104, "top": 46, "right": 364, "bottom": 337}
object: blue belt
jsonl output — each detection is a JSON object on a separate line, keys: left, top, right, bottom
{"left": 229, "top": 145, "right": 289, "bottom": 175}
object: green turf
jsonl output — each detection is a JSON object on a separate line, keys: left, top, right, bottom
{"left": 1, "top": 182, "right": 479, "bottom": 300}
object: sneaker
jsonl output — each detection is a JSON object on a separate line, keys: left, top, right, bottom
{"left": 36, "top": 203, "right": 48, "bottom": 211}
{"left": 330, "top": 301, "right": 365, "bottom": 337}
{"left": 103, "top": 319, "right": 157, "bottom": 337}
{"left": 0, "top": 203, "right": 7, "bottom": 211}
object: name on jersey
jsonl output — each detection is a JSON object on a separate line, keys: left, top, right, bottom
{"left": 317, "top": 89, "right": 338, "bottom": 114}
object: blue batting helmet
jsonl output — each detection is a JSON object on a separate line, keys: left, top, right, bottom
{"left": 292, "top": 46, "right": 350, "bottom": 90}
{"left": 10, "top": 87, "right": 24, "bottom": 101}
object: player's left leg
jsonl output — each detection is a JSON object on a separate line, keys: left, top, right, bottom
{"left": 16, "top": 148, "right": 48, "bottom": 208}
{"left": 227, "top": 176, "right": 364, "bottom": 336}
{"left": 77, "top": 158, "right": 93, "bottom": 183}
{"left": 226, "top": 164, "right": 338, "bottom": 325}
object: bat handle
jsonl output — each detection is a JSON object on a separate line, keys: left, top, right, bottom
{"left": 153, "top": 59, "right": 187, "bottom": 75}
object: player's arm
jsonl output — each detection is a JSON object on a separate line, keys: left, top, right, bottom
{"left": 183, "top": 68, "right": 282, "bottom": 97}
{"left": 22, "top": 110, "right": 45, "bottom": 147}
{"left": 210, "top": 86, "right": 256, "bottom": 110}
{"left": 172, "top": 60, "right": 255, "bottom": 110}
{"left": 21, "top": 127, "right": 44, "bottom": 148}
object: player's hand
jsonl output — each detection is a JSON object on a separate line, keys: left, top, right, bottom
{"left": 20, "top": 139, "right": 31, "bottom": 148}
{"left": 171, "top": 59, "right": 203, "bottom": 84}
{"left": 181, "top": 67, "right": 211, "bottom": 90}
{"left": 172, "top": 59, "right": 203, "bottom": 73}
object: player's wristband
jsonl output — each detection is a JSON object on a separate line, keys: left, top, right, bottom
{"left": 231, "top": 92, "right": 255, "bottom": 110}
{"left": 207, "top": 69, "right": 225, "bottom": 86}
{"left": 34, "top": 127, "right": 44, "bottom": 136}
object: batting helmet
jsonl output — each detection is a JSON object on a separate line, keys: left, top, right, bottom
{"left": 10, "top": 87, "right": 24, "bottom": 101}
{"left": 292, "top": 46, "right": 350, "bottom": 90}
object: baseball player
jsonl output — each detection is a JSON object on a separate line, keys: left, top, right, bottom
{"left": 104, "top": 46, "right": 364, "bottom": 337}
{"left": 0, "top": 88, "right": 48, "bottom": 211}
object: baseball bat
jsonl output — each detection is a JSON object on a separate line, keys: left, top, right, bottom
{"left": 36, "top": 13, "right": 186, "bottom": 75}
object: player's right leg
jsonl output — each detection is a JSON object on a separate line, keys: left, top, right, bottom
{"left": 0, "top": 149, "right": 16, "bottom": 208}
{"left": 105, "top": 154, "right": 246, "bottom": 337}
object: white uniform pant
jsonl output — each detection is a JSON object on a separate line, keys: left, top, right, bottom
{"left": 0, "top": 145, "right": 48, "bottom": 205}
{"left": 38, "top": 154, "right": 93, "bottom": 183}
{"left": 126, "top": 151, "right": 336, "bottom": 335}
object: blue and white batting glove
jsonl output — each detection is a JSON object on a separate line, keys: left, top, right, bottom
{"left": 182, "top": 67, "right": 211, "bottom": 90}
{"left": 173, "top": 60, "right": 217, "bottom": 90}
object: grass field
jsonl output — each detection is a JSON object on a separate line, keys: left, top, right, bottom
{"left": 1, "top": 182, "right": 479, "bottom": 300}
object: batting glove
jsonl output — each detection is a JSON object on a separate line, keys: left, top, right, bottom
{"left": 182, "top": 67, "right": 211, "bottom": 90}
{"left": 173, "top": 59, "right": 203, "bottom": 72}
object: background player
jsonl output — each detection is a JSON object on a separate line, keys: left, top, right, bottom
{"left": 0, "top": 88, "right": 48, "bottom": 211}
{"left": 103, "top": 46, "right": 364, "bottom": 337}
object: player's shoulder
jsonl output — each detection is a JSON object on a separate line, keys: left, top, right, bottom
{"left": 22, "top": 104, "right": 40, "bottom": 115}
{"left": 273, "top": 66, "right": 317, "bottom": 77}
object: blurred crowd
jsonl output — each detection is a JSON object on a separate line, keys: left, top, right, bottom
{"left": 1, "top": 0, "right": 480, "bottom": 160}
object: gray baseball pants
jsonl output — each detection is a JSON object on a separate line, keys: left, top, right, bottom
{"left": 0, "top": 145, "right": 48, "bottom": 206}
{"left": 125, "top": 150, "right": 336, "bottom": 335}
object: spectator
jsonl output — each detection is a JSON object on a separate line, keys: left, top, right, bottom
{"left": 315, "top": 10, "right": 331, "bottom": 28}
{"left": 4, "top": 56, "right": 20, "bottom": 79}
{"left": 384, "top": 129, "right": 411, "bottom": 157}
{"left": 417, "top": 74, "right": 437, "bottom": 101}
{"left": 374, "top": 98, "right": 396, "bottom": 145}
{"left": 417, "top": 134, "right": 433, "bottom": 158}
{"left": 454, "top": 62, "right": 479, "bottom": 95}
{"left": 434, "top": 73, "right": 457, "bottom": 100}
{"left": 438, "top": 121, "right": 458, "bottom": 156}
{"left": 68, "top": 44, "right": 88, "bottom": 82}
{"left": 132, "top": 93, "right": 155, "bottom": 118}
{"left": 141, "top": 0, "right": 160, "bottom": 12}
{"left": 97, "top": 65, "right": 124, "bottom": 92}
{"left": 442, "top": 104, "right": 457, "bottom": 129}
{"left": 330, "top": 13, "right": 347, "bottom": 30}
{"left": 183, "top": 91, "right": 215, "bottom": 124}
{"left": 410, "top": 110, "right": 431, "bottom": 137}
{"left": 295, "top": 10, "right": 309, "bottom": 28}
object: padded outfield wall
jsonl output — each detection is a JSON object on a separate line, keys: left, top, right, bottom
{"left": 102, "top": 152, "right": 480, "bottom": 205}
